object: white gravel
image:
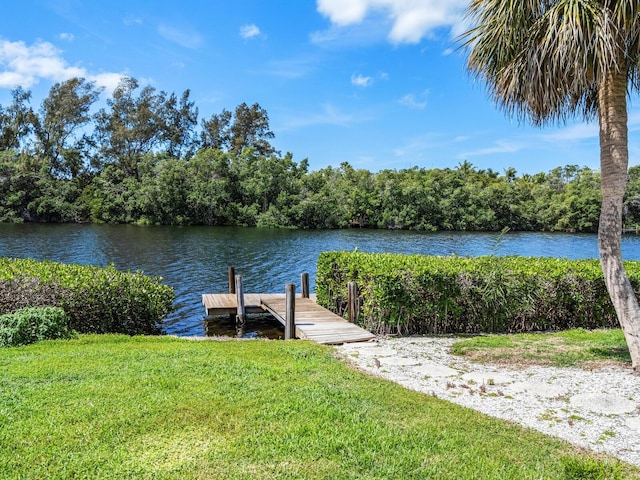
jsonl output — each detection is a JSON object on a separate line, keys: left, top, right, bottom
{"left": 334, "top": 336, "right": 640, "bottom": 467}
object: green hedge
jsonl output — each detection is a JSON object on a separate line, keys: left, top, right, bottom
{"left": 316, "top": 251, "right": 640, "bottom": 335}
{"left": 0, "top": 258, "right": 175, "bottom": 335}
{"left": 0, "top": 306, "right": 75, "bottom": 347}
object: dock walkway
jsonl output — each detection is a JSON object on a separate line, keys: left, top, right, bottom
{"left": 202, "top": 293, "right": 375, "bottom": 345}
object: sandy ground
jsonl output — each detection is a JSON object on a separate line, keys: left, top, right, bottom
{"left": 334, "top": 336, "right": 640, "bottom": 467}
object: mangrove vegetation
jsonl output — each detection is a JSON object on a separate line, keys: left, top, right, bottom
{"left": 1, "top": 76, "right": 640, "bottom": 232}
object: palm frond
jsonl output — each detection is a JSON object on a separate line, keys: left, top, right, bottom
{"left": 460, "top": 0, "right": 640, "bottom": 125}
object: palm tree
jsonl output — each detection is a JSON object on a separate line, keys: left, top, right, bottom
{"left": 461, "top": 1, "right": 640, "bottom": 372}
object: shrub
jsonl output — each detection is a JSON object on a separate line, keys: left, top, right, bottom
{"left": 316, "top": 251, "right": 640, "bottom": 335}
{"left": 0, "top": 306, "right": 75, "bottom": 347}
{"left": 0, "top": 258, "right": 175, "bottom": 335}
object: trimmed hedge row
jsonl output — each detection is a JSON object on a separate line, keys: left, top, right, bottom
{"left": 316, "top": 251, "right": 640, "bottom": 335}
{"left": 0, "top": 258, "right": 175, "bottom": 335}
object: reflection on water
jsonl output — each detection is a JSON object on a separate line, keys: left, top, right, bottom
{"left": 204, "top": 313, "right": 285, "bottom": 339}
{"left": 1, "top": 223, "right": 639, "bottom": 336}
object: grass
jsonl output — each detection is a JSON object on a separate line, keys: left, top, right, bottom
{"left": 451, "top": 328, "right": 632, "bottom": 368}
{"left": 0, "top": 335, "right": 636, "bottom": 479}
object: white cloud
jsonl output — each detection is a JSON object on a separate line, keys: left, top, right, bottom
{"left": 317, "top": 0, "right": 369, "bottom": 25}
{"left": 240, "top": 24, "right": 261, "bottom": 40}
{"left": 0, "top": 39, "right": 83, "bottom": 88}
{"left": 351, "top": 73, "right": 373, "bottom": 87}
{"left": 58, "top": 33, "right": 75, "bottom": 42}
{"left": 88, "top": 72, "right": 125, "bottom": 94}
{"left": 310, "top": 22, "right": 378, "bottom": 46}
{"left": 399, "top": 91, "right": 428, "bottom": 109}
{"left": 123, "top": 16, "right": 143, "bottom": 27}
{"left": 316, "top": 0, "right": 468, "bottom": 44}
{"left": 0, "top": 38, "right": 123, "bottom": 91}
{"left": 0, "top": 71, "right": 27, "bottom": 87}
{"left": 158, "top": 24, "right": 204, "bottom": 49}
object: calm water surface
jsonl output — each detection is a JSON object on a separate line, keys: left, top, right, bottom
{"left": 1, "top": 223, "right": 639, "bottom": 336}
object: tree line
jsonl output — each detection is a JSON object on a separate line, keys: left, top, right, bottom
{"left": 1, "top": 76, "right": 639, "bottom": 232}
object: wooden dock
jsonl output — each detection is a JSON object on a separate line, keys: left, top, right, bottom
{"left": 202, "top": 292, "right": 375, "bottom": 345}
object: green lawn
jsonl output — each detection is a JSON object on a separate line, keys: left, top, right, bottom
{"left": 0, "top": 335, "right": 634, "bottom": 479}
{"left": 451, "top": 328, "right": 631, "bottom": 368}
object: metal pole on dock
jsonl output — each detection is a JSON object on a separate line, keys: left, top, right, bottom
{"left": 285, "top": 283, "right": 296, "bottom": 340}
{"left": 235, "top": 274, "right": 246, "bottom": 327}
{"left": 347, "top": 281, "right": 358, "bottom": 324}
{"left": 301, "top": 273, "right": 310, "bottom": 299}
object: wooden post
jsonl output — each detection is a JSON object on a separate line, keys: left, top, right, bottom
{"left": 285, "top": 283, "right": 296, "bottom": 340}
{"left": 301, "top": 273, "right": 310, "bottom": 299}
{"left": 235, "top": 274, "right": 246, "bottom": 327}
{"left": 228, "top": 266, "right": 235, "bottom": 293}
{"left": 347, "top": 281, "right": 358, "bottom": 324}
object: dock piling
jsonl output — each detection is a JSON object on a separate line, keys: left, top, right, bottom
{"left": 228, "top": 267, "right": 236, "bottom": 293}
{"left": 227, "top": 267, "right": 237, "bottom": 322}
{"left": 235, "top": 274, "right": 246, "bottom": 327}
{"left": 202, "top": 271, "right": 375, "bottom": 344}
{"left": 285, "top": 283, "right": 296, "bottom": 340}
{"left": 301, "top": 273, "right": 310, "bottom": 299}
{"left": 347, "top": 281, "right": 358, "bottom": 324}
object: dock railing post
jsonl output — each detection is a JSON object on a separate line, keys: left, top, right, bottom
{"left": 235, "top": 274, "right": 246, "bottom": 328}
{"left": 285, "top": 283, "right": 296, "bottom": 340}
{"left": 347, "top": 281, "right": 358, "bottom": 324}
{"left": 228, "top": 266, "right": 236, "bottom": 294}
{"left": 301, "top": 273, "right": 309, "bottom": 299}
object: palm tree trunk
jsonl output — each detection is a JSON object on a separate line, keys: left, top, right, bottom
{"left": 598, "top": 66, "right": 640, "bottom": 373}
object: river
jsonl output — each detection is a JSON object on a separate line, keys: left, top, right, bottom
{"left": 2, "top": 223, "right": 639, "bottom": 336}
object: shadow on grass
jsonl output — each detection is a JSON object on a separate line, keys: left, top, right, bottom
{"left": 588, "top": 346, "right": 631, "bottom": 362}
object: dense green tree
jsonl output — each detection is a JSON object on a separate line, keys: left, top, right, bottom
{"left": 89, "top": 163, "right": 144, "bottom": 223}
{"left": 335, "top": 162, "right": 379, "bottom": 228}
{"left": 463, "top": 0, "right": 640, "bottom": 370}
{"left": 200, "top": 109, "right": 232, "bottom": 151}
{"left": 137, "top": 155, "right": 191, "bottom": 225}
{"left": 201, "top": 103, "right": 276, "bottom": 157}
{"left": 0, "top": 150, "right": 32, "bottom": 221}
{"left": 0, "top": 74, "right": 631, "bottom": 237}
{"left": 162, "top": 90, "right": 199, "bottom": 159}
{"left": 0, "top": 87, "right": 36, "bottom": 151}
{"left": 28, "top": 175, "right": 81, "bottom": 222}
{"left": 624, "top": 165, "right": 640, "bottom": 225}
{"left": 293, "top": 166, "right": 346, "bottom": 229}
{"left": 35, "top": 78, "right": 102, "bottom": 179}
{"left": 230, "top": 103, "right": 276, "bottom": 157}
{"left": 94, "top": 77, "right": 197, "bottom": 179}
{"left": 228, "top": 150, "right": 306, "bottom": 226}
{"left": 186, "top": 149, "right": 233, "bottom": 225}
{"left": 94, "top": 77, "right": 162, "bottom": 179}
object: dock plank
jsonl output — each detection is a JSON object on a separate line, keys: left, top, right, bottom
{"left": 201, "top": 293, "right": 375, "bottom": 344}
{"left": 202, "top": 293, "right": 262, "bottom": 315}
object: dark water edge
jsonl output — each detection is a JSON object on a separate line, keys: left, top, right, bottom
{"left": 1, "top": 223, "right": 639, "bottom": 337}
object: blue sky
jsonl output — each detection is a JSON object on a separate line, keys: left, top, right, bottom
{"left": 0, "top": 0, "right": 638, "bottom": 175}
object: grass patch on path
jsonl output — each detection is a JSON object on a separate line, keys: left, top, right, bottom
{"left": 451, "top": 328, "right": 631, "bottom": 368}
{"left": 0, "top": 335, "right": 635, "bottom": 479}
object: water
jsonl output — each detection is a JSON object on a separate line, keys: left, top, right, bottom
{"left": 1, "top": 223, "right": 640, "bottom": 336}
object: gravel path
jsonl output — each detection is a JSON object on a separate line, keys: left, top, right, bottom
{"left": 334, "top": 336, "right": 640, "bottom": 467}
